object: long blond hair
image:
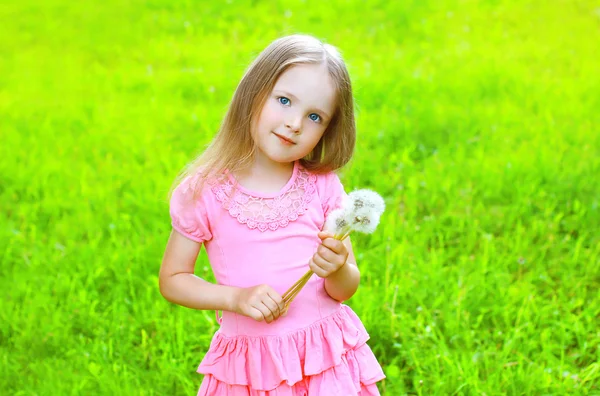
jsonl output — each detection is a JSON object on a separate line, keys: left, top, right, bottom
{"left": 172, "top": 34, "right": 356, "bottom": 196}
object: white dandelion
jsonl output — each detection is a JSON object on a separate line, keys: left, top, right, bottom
{"left": 348, "top": 189, "right": 386, "bottom": 216}
{"left": 283, "top": 188, "right": 386, "bottom": 307}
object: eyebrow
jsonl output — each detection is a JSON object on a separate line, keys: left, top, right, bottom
{"left": 274, "top": 90, "right": 332, "bottom": 120}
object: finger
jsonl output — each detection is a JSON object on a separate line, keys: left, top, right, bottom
{"left": 320, "top": 238, "right": 345, "bottom": 254}
{"left": 317, "top": 245, "right": 338, "bottom": 263}
{"left": 309, "top": 256, "right": 331, "bottom": 278}
{"left": 308, "top": 257, "right": 323, "bottom": 276}
{"left": 318, "top": 231, "right": 334, "bottom": 240}
{"left": 249, "top": 306, "right": 265, "bottom": 322}
{"left": 313, "top": 253, "right": 335, "bottom": 271}
{"left": 253, "top": 303, "right": 274, "bottom": 323}
{"left": 266, "top": 289, "right": 284, "bottom": 306}
{"left": 266, "top": 289, "right": 286, "bottom": 314}
{"left": 262, "top": 302, "right": 278, "bottom": 323}
{"left": 263, "top": 295, "right": 281, "bottom": 320}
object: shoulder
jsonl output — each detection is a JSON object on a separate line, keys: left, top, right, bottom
{"left": 301, "top": 166, "right": 347, "bottom": 215}
{"left": 171, "top": 173, "right": 208, "bottom": 206}
{"left": 171, "top": 169, "right": 227, "bottom": 204}
{"left": 306, "top": 168, "right": 345, "bottom": 194}
{"left": 169, "top": 172, "right": 219, "bottom": 242}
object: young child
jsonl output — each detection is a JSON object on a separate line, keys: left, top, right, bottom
{"left": 160, "top": 34, "right": 385, "bottom": 395}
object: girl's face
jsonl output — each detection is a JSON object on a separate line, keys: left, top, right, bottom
{"left": 251, "top": 63, "right": 337, "bottom": 167}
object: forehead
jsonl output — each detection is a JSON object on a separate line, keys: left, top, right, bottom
{"left": 273, "top": 63, "right": 337, "bottom": 114}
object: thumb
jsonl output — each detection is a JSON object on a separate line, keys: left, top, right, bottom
{"left": 318, "top": 231, "right": 334, "bottom": 240}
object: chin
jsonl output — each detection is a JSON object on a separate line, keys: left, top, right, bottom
{"left": 269, "top": 155, "right": 299, "bottom": 164}
{"left": 261, "top": 150, "right": 297, "bottom": 164}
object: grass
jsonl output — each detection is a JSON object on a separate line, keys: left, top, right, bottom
{"left": 1, "top": 0, "right": 599, "bottom": 394}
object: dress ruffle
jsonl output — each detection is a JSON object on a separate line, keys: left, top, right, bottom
{"left": 197, "top": 305, "right": 385, "bottom": 395}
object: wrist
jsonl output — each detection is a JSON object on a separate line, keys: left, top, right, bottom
{"left": 224, "top": 286, "right": 241, "bottom": 313}
{"left": 323, "top": 263, "right": 360, "bottom": 302}
{"left": 330, "top": 259, "right": 350, "bottom": 279}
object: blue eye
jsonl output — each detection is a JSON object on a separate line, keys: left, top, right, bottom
{"left": 309, "top": 113, "right": 321, "bottom": 122}
{"left": 278, "top": 97, "right": 290, "bottom": 105}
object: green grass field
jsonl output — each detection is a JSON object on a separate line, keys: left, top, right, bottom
{"left": 1, "top": 0, "right": 599, "bottom": 394}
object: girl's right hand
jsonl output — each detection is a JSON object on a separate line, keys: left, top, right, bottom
{"left": 233, "top": 284, "right": 286, "bottom": 323}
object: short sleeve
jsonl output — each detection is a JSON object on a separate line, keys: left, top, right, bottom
{"left": 169, "top": 177, "right": 212, "bottom": 243}
{"left": 321, "top": 172, "right": 348, "bottom": 218}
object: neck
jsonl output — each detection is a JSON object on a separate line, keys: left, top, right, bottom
{"left": 234, "top": 155, "right": 296, "bottom": 191}
{"left": 250, "top": 155, "right": 295, "bottom": 179}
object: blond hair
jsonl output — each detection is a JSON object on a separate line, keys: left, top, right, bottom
{"left": 172, "top": 34, "right": 356, "bottom": 196}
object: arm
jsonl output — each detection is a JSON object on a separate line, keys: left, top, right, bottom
{"left": 159, "top": 229, "right": 239, "bottom": 312}
{"left": 310, "top": 233, "right": 361, "bottom": 302}
{"left": 159, "top": 229, "right": 286, "bottom": 323}
{"left": 324, "top": 237, "right": 360, "bottom": 302}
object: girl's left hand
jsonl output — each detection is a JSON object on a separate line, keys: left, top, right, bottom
{"left": 309, "top": 232, "right": 349, "bottom": 278}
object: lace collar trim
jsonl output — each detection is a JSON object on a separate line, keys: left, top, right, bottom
{"left": 209, "top": 163, "right": 317, "bottom": 232}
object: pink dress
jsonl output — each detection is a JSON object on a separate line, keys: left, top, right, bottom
{"left": 170, "top": 161, "right": 386, "bottom": 395}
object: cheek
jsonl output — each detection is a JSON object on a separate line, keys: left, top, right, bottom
{"left": 305, "top": 125, "right": 327, "bottom": 145}
{"left": 258, "top": 100, "right": 281, "bottom": 126}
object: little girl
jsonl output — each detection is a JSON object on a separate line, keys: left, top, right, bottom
{"left": 160, "top": 34, "right": 386, "bottom": 395}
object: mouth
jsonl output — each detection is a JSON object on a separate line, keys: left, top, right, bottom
{"left": 272, "top": 132, "right": 296, "bottom": 145}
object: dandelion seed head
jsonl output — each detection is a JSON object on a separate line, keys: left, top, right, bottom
{"left": 351, "top": 212, "right": 380, "bottom": 233}
{"left": 324, "top": 207, "right": 354, "bottom": 234}
{"left": 353, "top": 197, "right": 365, "bottom": 210}
{"left": 324, "top": 208, "right": 345, "bottom": 234}
{"left": 336, "top": 217, "right": 348, "bottom": 229}
{"left": 348, "top": 189, "right": 385, "bottom": 215}
{"left": 324, "top": 189, "right": 385, "bottom": 236}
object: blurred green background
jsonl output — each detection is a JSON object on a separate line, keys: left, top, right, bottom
{"left": 1, "top": 0, "right": 599, "bottom": 394}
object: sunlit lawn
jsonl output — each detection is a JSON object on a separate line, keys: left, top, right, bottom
{"left": 1, "top": 0, "right": 599, "bottom": 394}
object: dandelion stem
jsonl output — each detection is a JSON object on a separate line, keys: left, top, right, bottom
{"left": 283, "top": 283, "right": 304, "bottom": 305}
{"left": 290, "top": 270, "right": 312, "bottom": 290}
{"left": 283, "top": 278, "right": 307, "bottom": 301}
{"left": 282, "top": 270, "right": 313, "bottom": 301}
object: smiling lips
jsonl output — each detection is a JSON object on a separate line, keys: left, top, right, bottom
{"left": 273, "top": 132, "right": 296, "bottom": 145}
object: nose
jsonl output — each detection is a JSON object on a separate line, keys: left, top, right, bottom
{"left": 285, "top": 115, "right": 301, "bottom": 134}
